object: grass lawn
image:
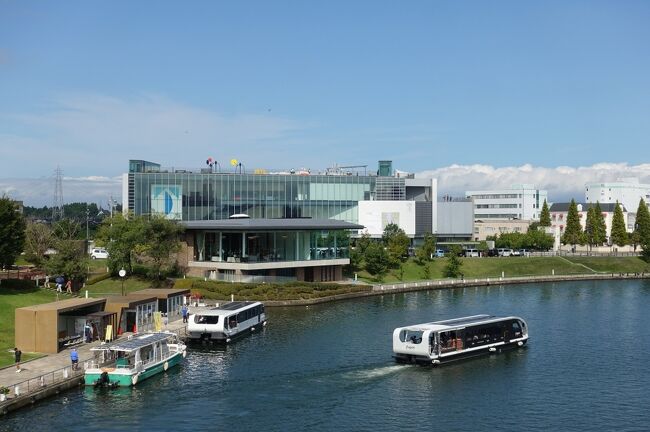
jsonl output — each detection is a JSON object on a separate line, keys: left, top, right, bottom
{"left": 357, "top": 256, "right": 648, "bottom": 283}
{"left": 84, "top": 277, "right": 153, "bottom": 296}
{"left": 0, "top": 282, "right": 58, "bottom": 367}
{"left": 564, "top": 256, "right": 650, "bottom": 273}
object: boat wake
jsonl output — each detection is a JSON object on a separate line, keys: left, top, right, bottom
{"left": 342, "top": 364, "right": 407, "bottom": 381}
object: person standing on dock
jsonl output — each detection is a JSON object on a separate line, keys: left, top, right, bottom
{"left": 70, "top": 348, "right": 79, "bottom": 370}
{"left": 14, "top": 347, "right": 22, "bottom": 373}
{"left": 181, "top": 304, "right": 188, "bottom": 323}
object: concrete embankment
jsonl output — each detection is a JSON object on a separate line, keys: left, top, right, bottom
{"left": 262, "top": 273, "right": 649, "bottom": 307}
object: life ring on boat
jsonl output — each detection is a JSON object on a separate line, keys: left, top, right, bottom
{"left": 131, "top": 374, "right": 139, "bottom": 386}
{"left": 163, "top": 361, "right": 169, "bottom": 371}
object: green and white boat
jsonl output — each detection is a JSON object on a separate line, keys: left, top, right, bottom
{"left": 85, "top": 332, "right": 187, "bottom": 387}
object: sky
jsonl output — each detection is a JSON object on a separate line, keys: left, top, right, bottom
{"left": 1, "top": 1, "right": 649, "bottom": 206}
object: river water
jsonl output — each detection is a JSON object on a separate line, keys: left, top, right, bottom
{"left": 3, "top": 280, "right": 650, "bottom": 431}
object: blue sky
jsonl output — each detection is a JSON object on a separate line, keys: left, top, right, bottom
{"left": 1, "top": 1, "right": 649, "bottom": 205}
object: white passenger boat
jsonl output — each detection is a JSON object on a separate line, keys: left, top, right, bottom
{"left": 393, "top": 315, "right": 528, "bottom": 365}
{"left": 187, "top": 301, "right": 266, "bottom": 343}
{"left": 85, "top": 332, "right": 187, "bottom": 387}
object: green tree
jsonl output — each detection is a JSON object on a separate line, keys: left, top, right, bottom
{"left": 593, "top": 202, "right": 607, "bottom": 246}
{"left": 610, "top": 202, "right": 628, "bottom": 247}
{"left": 526, "top": 227, "right": 554, "bottom": 251}
{"left": 140, "top": 216, "right": 184, "bottom": 280}
{"left": 561, "top": 199, "right": 583, "bottom": 248}
{"left": 0, "top": 196, "right": 26, "bottom": 269}
{"left": 355, "top": 232, "right": 372, "bottom": 254}
{"left": 539, "top": 200, "right": 551, "bottom": 227}
{"left": 496, "top": 232, "right": 526, "bottom": 249}
{"left": 24, "top": 222, "right": 54, "bottom": 267}
{"left": 421, "top": 262, "right": 431, "bottom": 279}
{"left": 415, "top": 233, "right": 437, "bottom": 264}
{"left": 44, "top": 239, "right": 89, "bottom": 287}
{"left": 444, "top": 245, "right": 463, "bottom": 278}
{"left": 634, "top": 199, "right": 650, "bottom": 262}
{"left": 584, "top": 206, "right": 596, "bottom": 250}
{"left": 382, "top": 223, "right": 409, "bottom": 268}
{"left": 364, "top": 241, "right": 388, "bottom": 281}
{"left": 96, "top": 213, "right": 148, "bottom": 274}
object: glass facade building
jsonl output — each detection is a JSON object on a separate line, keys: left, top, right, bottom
{"left": 127, "top": 160, "right": 402, "bottom": 224}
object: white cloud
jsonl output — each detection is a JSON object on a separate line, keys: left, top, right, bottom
{"left": 417, "top": 163, "right": 650, "bottom": 202}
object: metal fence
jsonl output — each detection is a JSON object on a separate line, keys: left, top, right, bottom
{"left": 0, "top": 361, "right": 86, "bottom": 405}
{"left": 372, "top": 272, "right": 648, "bottom": 292}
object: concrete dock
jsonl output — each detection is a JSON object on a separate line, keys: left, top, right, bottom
{"left": 0, "top": 319, "right": 187, "bottom": 416}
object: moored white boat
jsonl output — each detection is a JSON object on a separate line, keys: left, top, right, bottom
{"left": 85, "top": 332, "right": 187, "bottom": 387}
{"left": 187, "top": 301, "right": 266, "bottom": 343}
{"left": 393, "top": 314, "right": 528, "bottom": 365}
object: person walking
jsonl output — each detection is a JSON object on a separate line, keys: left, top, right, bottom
{"left": 70, "top": 348, "right": 79, "bottom": 371}
{"left": 14, "top": 347, "right": 22, "bottom": 373}
{"left": 65, "top": 279, "right": 73, "bottom": 294}
{"left": 44, "top": 274, "right": 51, "bottom": 289}
{"left": 55, "top": 276, "right": 64, "bottom": 293}
{"left": 181, "top": 304, "right": 188, "bottom": 323}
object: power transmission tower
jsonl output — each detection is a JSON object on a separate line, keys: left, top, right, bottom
{"left": 52, "top": 165, "right": 65, "bottom": 221}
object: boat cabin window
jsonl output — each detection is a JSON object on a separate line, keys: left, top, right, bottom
{"left": 511, "top": 320, "right": 522, "bottom": 338}
{"left": 399, "top": 330, "right": 423, "bottom": 344}
{"left": 194, "top": 315, "right": 219, "bottom": 325}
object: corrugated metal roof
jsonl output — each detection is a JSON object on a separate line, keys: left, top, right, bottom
{"left": 182, "top": 218, "right": 364, "bottom": 231}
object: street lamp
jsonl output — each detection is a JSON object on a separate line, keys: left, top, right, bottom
{"left": 119, "top": 268, "right": 126, "bottom": 296}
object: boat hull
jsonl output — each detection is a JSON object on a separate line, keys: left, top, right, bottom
{"left": 85, "top": 351, "right": 184, "bottom": 387}
{"left": 394, "top": 339, "right": 528, "bottom": 366}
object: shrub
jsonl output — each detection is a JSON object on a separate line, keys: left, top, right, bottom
{"left": 86, "top": 272, "right": 112, "bottom": 285}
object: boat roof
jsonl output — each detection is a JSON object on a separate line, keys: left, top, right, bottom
{"left": 91, "top": 332, "right": 174, "bottom": 353}
{"left": 191, "top": 301, "right": 261, "bottom": 315}
{"left": 396, "top": 314, "right": 522, "bottom": 332}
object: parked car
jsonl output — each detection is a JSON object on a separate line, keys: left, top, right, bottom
{"left": 434, "top": 249, "right": 445, "bottom": 258}
{"left": 464, "top": 249, "right": 479, "bottom": 257}
{"left": 90, "top": 248, "right": 109, "bottom": 259}
{"left": 497, "top": 248, "right": 513, "bottom": 257}
{"left": 511, "top": 249, "right": 521, "bottom": 257}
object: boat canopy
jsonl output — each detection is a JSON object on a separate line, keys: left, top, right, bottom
{"left": 91, "top": 332, "right": 174, "bottom": 353}
{"left": 397, "top": 315, "right": 522, "bottom": 332}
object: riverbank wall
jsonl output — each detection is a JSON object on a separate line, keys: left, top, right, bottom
{"left": 262, "top": 272, "right": 650, "bottom": 307}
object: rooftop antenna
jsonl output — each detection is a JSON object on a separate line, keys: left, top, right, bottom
{"left": 52, "top": 165, "right": 64, "bottom": 221}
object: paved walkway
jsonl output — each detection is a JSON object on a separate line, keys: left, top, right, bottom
{"left": 0, "top": 318, "right": 187, "bottom": 390}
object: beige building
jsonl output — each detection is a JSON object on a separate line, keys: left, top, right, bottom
{"left": 473, "top": 219, "right": 532, "bottom": 241}
{"left": 15, "top": 298, "right": 108, "bottom": 354}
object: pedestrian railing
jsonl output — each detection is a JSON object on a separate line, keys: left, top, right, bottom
{"left": 372, "top": 272, "right": 648, "bottom": 292}
{"left": 0, "top": 360, "right": 87, "bottom": 405}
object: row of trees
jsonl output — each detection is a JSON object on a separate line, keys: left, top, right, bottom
{"left": 560, "top": 199, "right": 650, "bottom": 255}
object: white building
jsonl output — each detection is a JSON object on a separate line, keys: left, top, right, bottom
{"left": 585, "top": 178, "right": 650, "bottom": 215}
{"left": 358, "top": 177, "right": 437, "bottom": 239}
{"left": 465, "top": 184, "right": 548, "bottom": 221}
